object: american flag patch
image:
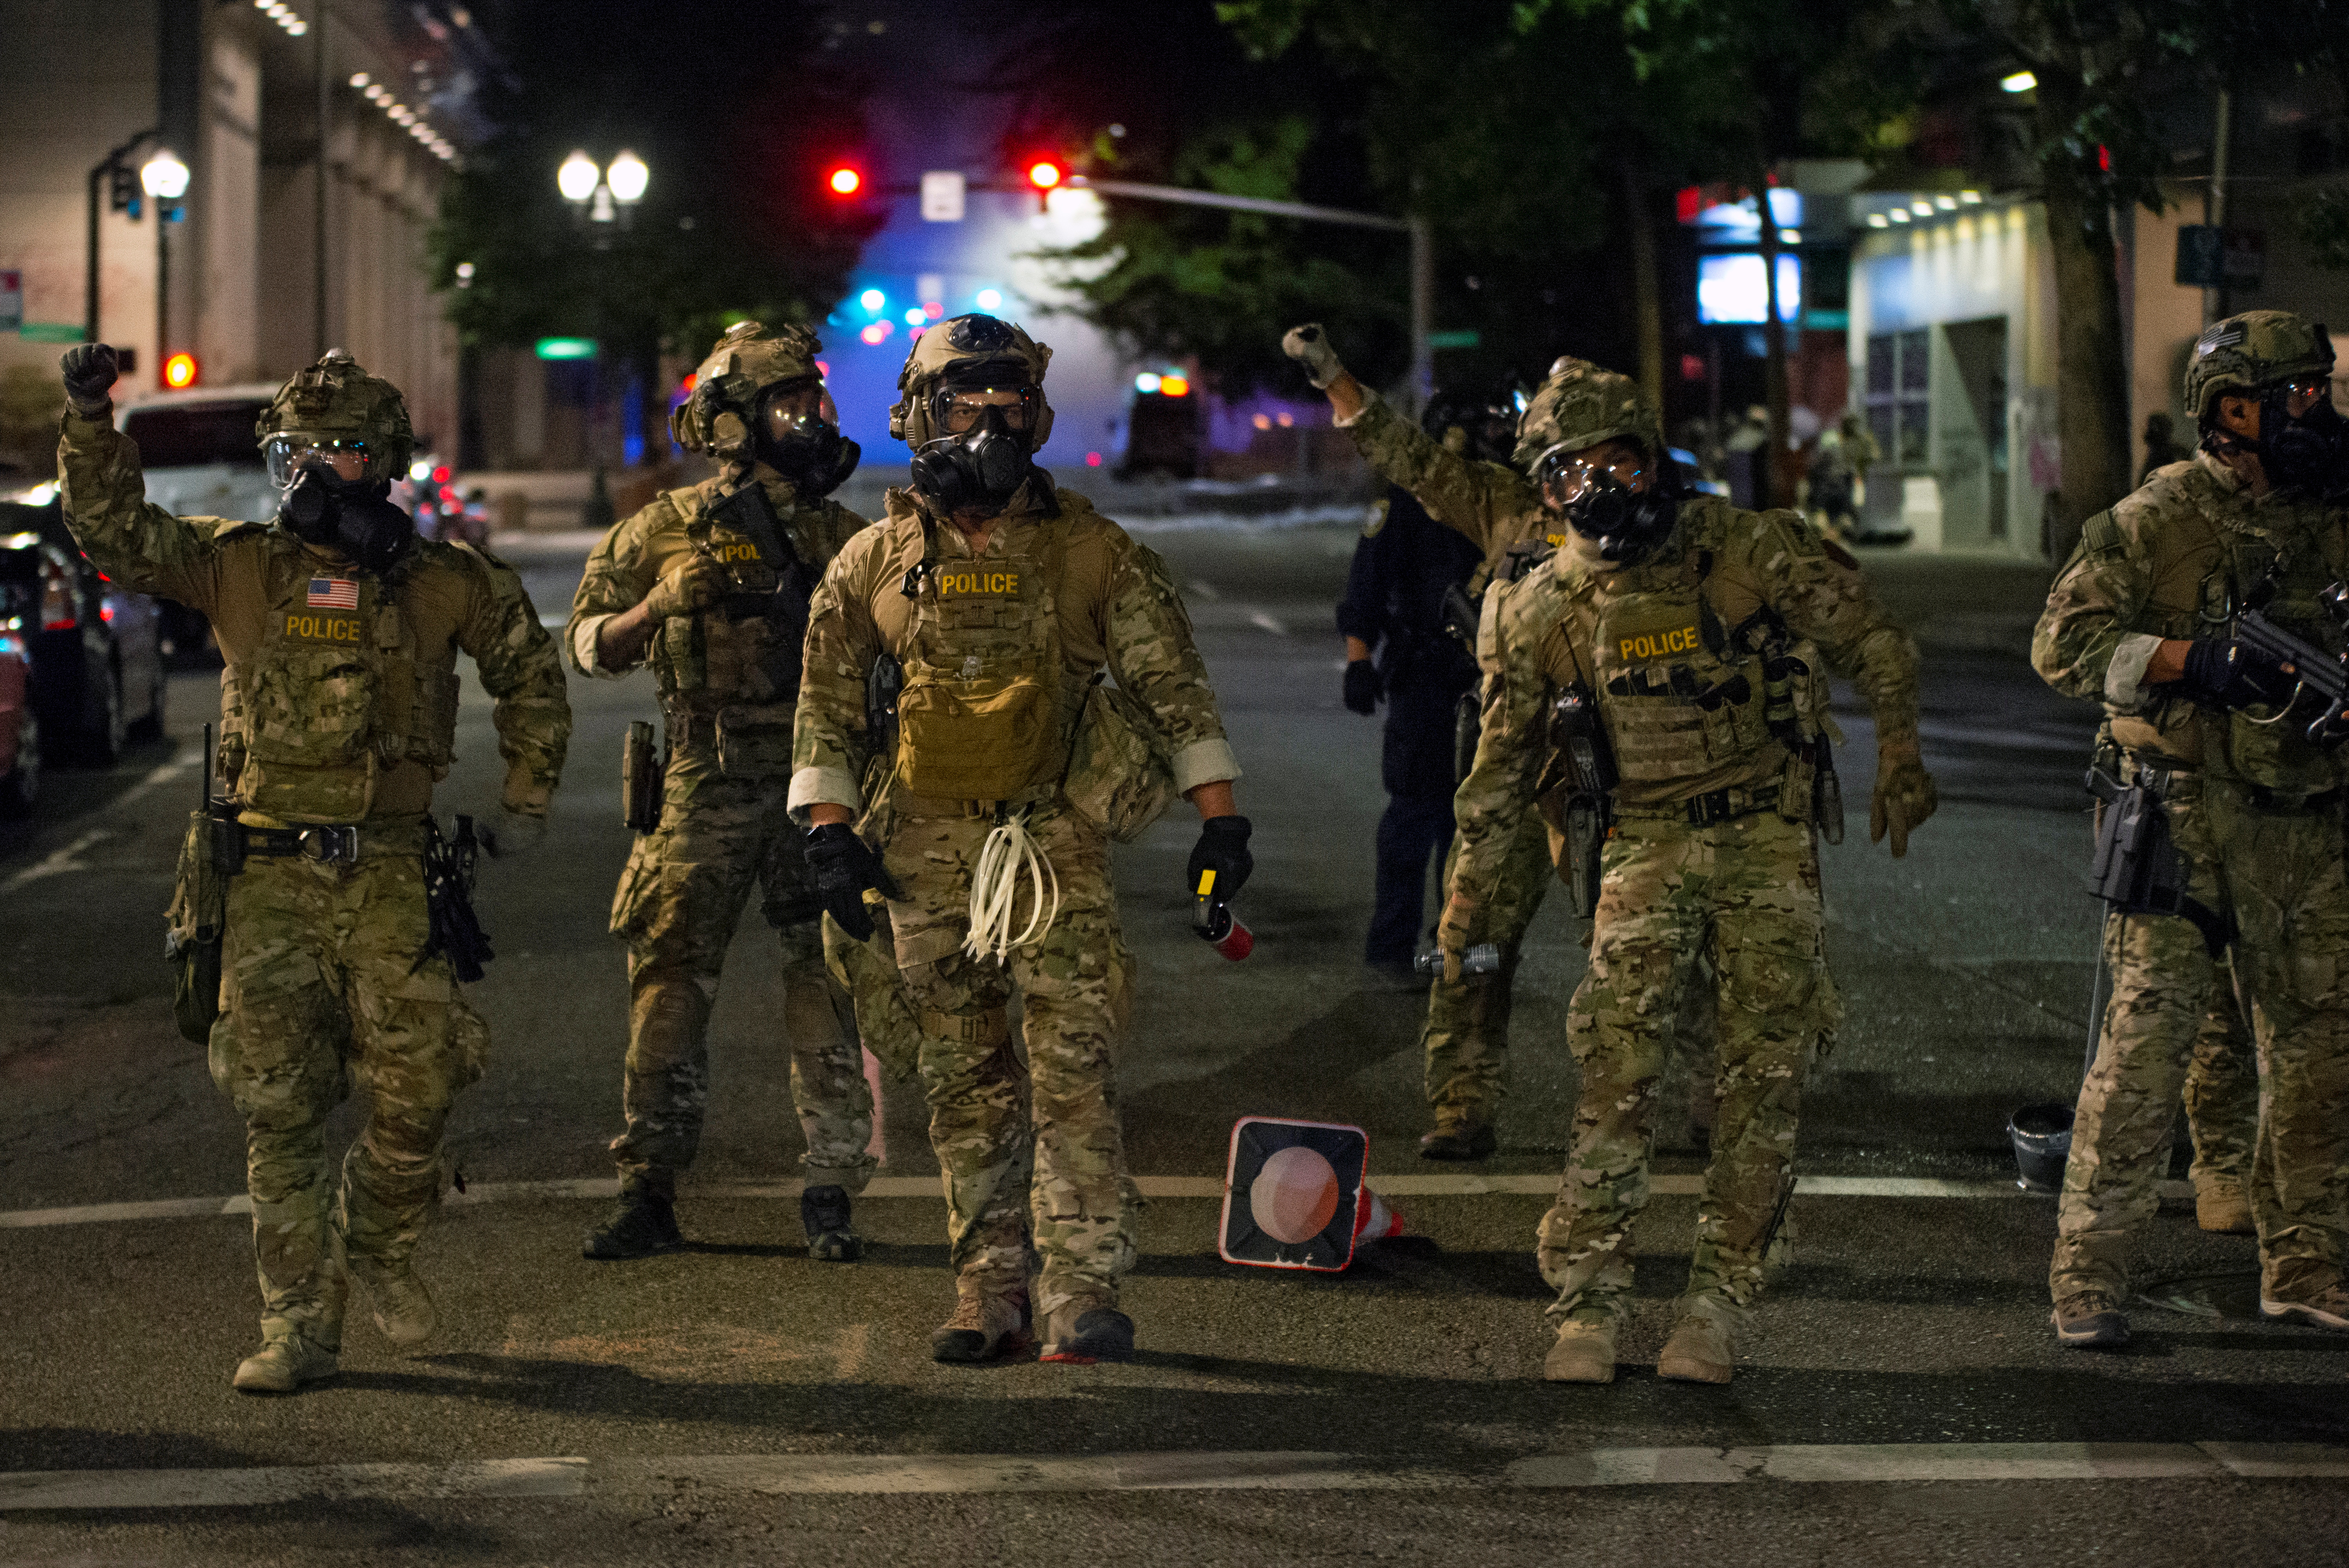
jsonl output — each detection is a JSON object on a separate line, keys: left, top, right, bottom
{"left": 307, "top": 577, "right": 359, "bottom": 610}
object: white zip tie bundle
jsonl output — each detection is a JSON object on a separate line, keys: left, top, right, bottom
{"left": 963, "top": 814, "right": 1060, "bottom": 964}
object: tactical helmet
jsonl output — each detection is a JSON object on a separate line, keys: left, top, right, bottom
{"left": 671, "top": 321, "right": 826, "bottom": 460}
{"left": 254, "top": 350, "right": 413, "bottom": 486}
{"left": 889, "top": 314, "right": 1054, "bottom": 450}
{"left": 1512, "top": 357, "right": 1663, "bottom": 471}
{"left": 2185, "top": 310, "right": 2336, "bottom": 422}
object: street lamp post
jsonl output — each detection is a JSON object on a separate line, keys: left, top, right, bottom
{"left": 141, "top": 148, "right": 190, "bottom": 379}
{"left": 84, "top": 127, "right": 160, "bottom": 345}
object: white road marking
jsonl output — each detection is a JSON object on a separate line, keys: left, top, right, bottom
{"left": 116, "top": 748, "right": 195, "bottom": 805}
{"left": 1188, "top": 579, "right": 1221, "bottom": 600}
{"left": 0, "top": 1173, "right": 2189, "bottom": 1231}
{"left": 1247, "top": 610, "right": 1288, "bottom": 636}
{"left": 1, "top": 829, "right": 110, "bottom": 891}
{"left": 5, "top": 1444, "right": 2342, "bottom": 1509}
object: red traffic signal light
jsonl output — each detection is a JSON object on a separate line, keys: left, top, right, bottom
{"left": 827, "top": 166, "right": 862, "bottom": 197}
{"left": 1026, "top": 159, "right": 1063, "bottom": 191}
{"left": 162, "top": 352, "right": 198, "bottom": 390}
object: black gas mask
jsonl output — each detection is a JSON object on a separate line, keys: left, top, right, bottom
{"left": 270, "top": 442, "right": 416, "bottom": 574}
{"left": 1538, "top": 443, "right": 1679, "bottom": 562}
{"left": 754, "top": 382, "right": 860, "bottom": 498}
{"left": 2256, "top": 378, "right": 2349, "bottom": 499}
{"left": 910, "top": 376, "right": 1042, "bottom": 514}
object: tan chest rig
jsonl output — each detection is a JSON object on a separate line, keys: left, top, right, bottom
{"left": 891, "top": 518, "right": 1074, "bottom": 806}
{"left": 1571, "top": 547, "right": 1776, "bottom": 784}
{"left": 227, "top": 549, "right": 458, "bottom": 821}
{"left": 649, "top": 485, "right": 819, "bottom": 711}
{"left": 2118, "top": 489, "right": 2349, "bottom": 791}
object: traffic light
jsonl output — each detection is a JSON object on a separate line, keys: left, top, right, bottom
{"left": 108, "top": 161, "right": 141, "bottom": 218}
{"left": 1026, "top": 159, "right": 1063, "bottom": 191}
{"left": 162, "top": 352, "right": 198, "bottom": 390}
{"left": 826, "top": 165, "right": 862, "bottom": 197}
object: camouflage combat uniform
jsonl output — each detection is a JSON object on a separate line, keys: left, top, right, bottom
{"left": 791, "top": 478, "right": 1238, "bottom": 1320}
{"left": 567, "top": 467, "right": 880, "bottom": 1199}
{"left": 1337, "top": 390, "right": 1567, "bottom": 1133}
{"left": 1452, "top": 461, "right": 1920, "bottom": 1336}
{"left": 2035, "top": 449, "right": 2349, "bottom": 1307}
{"left": 56, "top": 401, "right": 569, "bottom": 1360}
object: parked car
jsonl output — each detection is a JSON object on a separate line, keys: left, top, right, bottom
{"left": 0, "top": 498, "right": 164, "bottom": 766}
{"left": 0, "top": 618, "right": 36, "bottom": 816}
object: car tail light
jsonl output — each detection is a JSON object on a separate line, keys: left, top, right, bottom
{"left": 40, "top": 561, "right": 76, "bottom": 631}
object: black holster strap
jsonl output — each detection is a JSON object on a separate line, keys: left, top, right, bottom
{"left": 1617, "top": 782, "right": 1780, "bottom": 827}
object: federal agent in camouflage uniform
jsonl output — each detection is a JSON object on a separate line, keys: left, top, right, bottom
{"left": 2035, "top": 310, "right": 2349, "bottom": 1346}
{"left": 55, "top": 343, "right": 570, "bottom": 1393}
{"left": 1423, "top": 354, "right": 1933, "bottom": 1384}
{"left": 567, "top": 322, "right": 897, "bottom": 1263}
{"left": 1285, "top": 326, "right": 1567, "bottom": 1158}
{"left": 791, "top": 315, "right": 1246, "bottom": 1366}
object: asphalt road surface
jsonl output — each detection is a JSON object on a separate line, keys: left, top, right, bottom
{"left": 2, "top": 518, "right": 2342, "bottom": 1565}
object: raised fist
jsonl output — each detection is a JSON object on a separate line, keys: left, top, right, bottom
{"left": 1281, "top": 323, "right": 1345, "bottom": 390}
{"left": 59, "top": 343, "right": 120, "bottom": 413}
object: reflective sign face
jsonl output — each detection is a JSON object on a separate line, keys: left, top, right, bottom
{"left": 1219, "top": 1116, "right": 1369, "bottom": 1272}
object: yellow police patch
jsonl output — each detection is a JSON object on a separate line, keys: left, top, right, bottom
{"left": 282, "top": 611, "right": 363, "bottom": 645}
{"left": 1615, "top": 621, "right": 1701, "bottom": 663}
{"left": 713, "top": 540, "right": 765, "bottom": 567}
{"left": 939, "top": 568, "right": 1020, "bottom": 595}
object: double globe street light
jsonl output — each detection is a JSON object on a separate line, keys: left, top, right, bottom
{"left": 559, "top": 149, "right": 648, "bottom": 229}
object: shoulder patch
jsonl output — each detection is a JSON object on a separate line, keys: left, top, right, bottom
{"left": 1362, "top": 498, "right": 1389, "bottom": 539}
{"left": 2082, "top": 509, "right": 2122, "bottom": 556}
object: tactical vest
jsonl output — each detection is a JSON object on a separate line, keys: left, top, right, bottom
{"left": 2097, "top": 476, "right": 2349, "bottom": 792}
{"left": 227, "top": 545, "right": 459, "bottom": 822}
{"left": 1568, "top": 546, "right": 1775, "bottom": 784}
{"left": 648, "top": 483, "right": 818, "bottom": 714}
{"left": 890, "top": 515, "right": 1075, "bottom": 805}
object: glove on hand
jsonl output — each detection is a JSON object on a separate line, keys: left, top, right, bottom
{"left": 1436, "top": 889, "right": 1482, "bottom": 985}
{"left": 59, "top": 343, "right": 119, "bottom": 414}
{"left": 1187, "top": 815, "right": 1253, "bottom": 904}
{"left": 1281, "top": 323, "right": 1345, "bottom": 390}
{"left": 805, "top": 822, "right": 904, "bottom": 942}
{"left": 643, "top": 553, "right": 731, "bottom": 623}
{"left": 2178, "top": 636, "right": 2298, "bottom": 712}
{"left": 2308, "top": 697, "right": 2349, "bottom": 749}
{"left": 481, "top": 807, "right": 548, "bottom": 859}
{"left": 1869, "top": 747, "right": 1939, "bottom": 858}
{"left": 1342, "top": 658, "right": 1381, "bottom": 715}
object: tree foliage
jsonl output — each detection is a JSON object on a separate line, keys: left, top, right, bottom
{"left": 427, "top": 0, "right": 880, "bottom": 364}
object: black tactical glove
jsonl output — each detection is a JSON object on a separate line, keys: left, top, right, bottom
{"left": 1187, "top": 815, "right": 1253, "bottom": 905}
{"left": 804, "top": 822, "right": 904, "bottom": 942}
{"left": 2308, "top": 697, "right": 2349, "bottom": 749}
{"left": 1342, "top": 658, "right": 1381, "bottom": 715}
{"left": 59, "top": 343, "right": 119, "bottom": 414}
{"left": 2178, "top": 637, "right": 2298, "bottom": 712}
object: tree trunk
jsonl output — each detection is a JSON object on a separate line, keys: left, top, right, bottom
{"left": 2037, "top": 75, "right": 2133, "bottom": 542}
{"left": 1622, "top": 162, "right": 1665, "bottom": 420}
{"left": 1756, "top": 173, "right": 1794, "bottom": 507}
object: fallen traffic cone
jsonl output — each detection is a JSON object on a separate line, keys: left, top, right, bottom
{"left": 1218, "top": 1116, "right": 1404, "bottom": 1272}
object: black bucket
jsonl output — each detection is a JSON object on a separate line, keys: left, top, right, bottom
{"left": 2008, "top": 1101, "right": 2075, "bottom": 1194}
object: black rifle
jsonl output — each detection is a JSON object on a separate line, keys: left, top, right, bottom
{"left": 419, "top": 815, "right": 494, "bottom": 983}
{"left": 1439, "top": 581, "right": 1479, "bottom": 649}
{"left": 2230, "top": 583, "right": 2349, "bottom": 743}
{"left": 708, "top": 482, "right": 817, "bottom": 692}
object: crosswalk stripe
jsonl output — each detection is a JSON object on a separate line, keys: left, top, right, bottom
{"left": 5, "top": 1443, "right": 2342, "bottom": 1509}
{"left": 0, "top": 1173, "right": 2194, "bottom": 1231}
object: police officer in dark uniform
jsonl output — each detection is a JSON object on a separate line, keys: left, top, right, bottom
{"left": 1338, "top": 390, "right": 1514, "bottom": 978}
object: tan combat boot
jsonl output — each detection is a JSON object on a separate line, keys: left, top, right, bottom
{"left": 1543, "top": 1318, "right": 1617, "bottom": 1384}
{"left": 351, "top": 1257, "right": 438, "bottom": 1350}
{"left": 2194, "top": 1174, "right": 2255, "bottom": 1235}
{"left": 1417, "top": 1111, "right": 1497, "bottom": 1162}
{"left": 232, "top": 1329, "right": 340, "bottom": 1394}
{"left": 930, "top": 1280, "right": 1032, "bottom": 1364}
{"left": 1657, "top": 1299, "right": 1738, "bottom": 1384}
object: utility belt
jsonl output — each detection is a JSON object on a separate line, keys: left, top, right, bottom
{"left": 2085, "top": 758, "right": 2232, "bottom": 957}
{"left": 2129, "top": 760, "right": 2344, "bottom": 816}
{"left": 214, "top": 815, "right": 428, "bottom": 873}
{"left": 1614, "top": 781, "right": 1781, "bottom": 827}
{"left": 895, "top": 781, "right": 1060, "bottom": 820}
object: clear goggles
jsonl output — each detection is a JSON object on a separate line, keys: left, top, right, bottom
{"left": 758, "top": 380, "right": 839, "bottom": 439}
{"left": 1532, "top": 440, "right": 1649, "bottom": 507}
{"left": 264, "top": 434, "right": 374, "bottom": 487}
{"left": 932, "top": 384, "right": 1041, "bottom": 437}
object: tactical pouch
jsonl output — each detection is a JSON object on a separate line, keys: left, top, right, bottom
{"left": 1561, "top": 794, "right": 1608, "bottom": 919}
{"left": 1812, "top": 744, "right": 1846, "bottom": 844}
{"left": 895, "top": 662, "right": 1058, "bottom": 801}
{"left": 714, "top": 707, "right": 796, "bottom": 780}
{"left": 621, "top": 720, "right": 663, "bottom": 832}
{"left": 1549, "top": 685, "right": 1620, "bottom": 796}
{"left": 1063, "top": 676, "right": 1176, "bottom": 843}
{"left": 166, "top": 809, "right": 231, "bottom": 1046}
